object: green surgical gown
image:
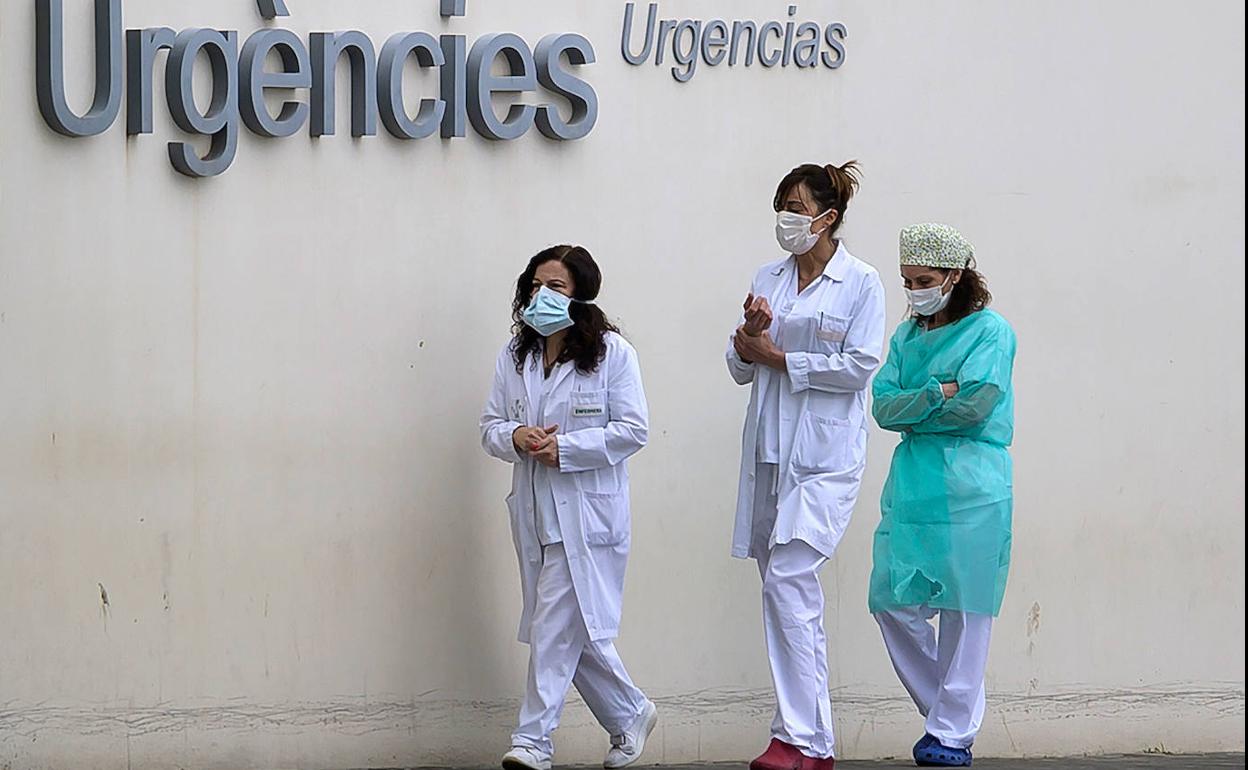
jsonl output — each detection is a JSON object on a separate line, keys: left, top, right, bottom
{"left": 869, "top": 309, "right": 1016, "bottom": 617}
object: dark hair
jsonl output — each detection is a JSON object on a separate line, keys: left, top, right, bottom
{"left": 773, "top": 160, "right": 862, "bottom": 238}
{"left": 917, "top": 260, "right": 994, "bottom": 326}
{"left": 511, "top": 245, "right": 620, "bottom": 375}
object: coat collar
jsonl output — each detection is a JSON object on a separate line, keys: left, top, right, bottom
{"left": 772, "top": 241, "right": 851, "bottom": 283}
{"left": 521, "top": 345, "right": 576, "bottom": 420}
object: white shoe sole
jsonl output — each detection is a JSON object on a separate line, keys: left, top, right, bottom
{"left": 603, "top": 703, "right": 659, "bottom": 769}
{"left": 503, "top": 754, "right": 551, "bottom": 770}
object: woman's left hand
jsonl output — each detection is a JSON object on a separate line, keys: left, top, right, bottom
{"left": 529, "top": 434, "right": 561, "bottom": 468}
{"left": 734, "top": 326, "right": 785, "bottom": 370}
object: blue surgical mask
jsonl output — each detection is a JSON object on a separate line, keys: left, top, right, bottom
{"left": 522, "top": 285, "right": 592, "bottom": 337}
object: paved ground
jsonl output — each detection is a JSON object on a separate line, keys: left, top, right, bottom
{"left": 462, "top": 759, "right": 1247, "bottom": 770}
{"left": 874, "top": 759, "right": 1240, "bottom": 768}
{"left": 831, "top": 756, "right": 1244, "bottom": 768}
{"left": 605, "top": 758, "right": 1248, "bottom": 769}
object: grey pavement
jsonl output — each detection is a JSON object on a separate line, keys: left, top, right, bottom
{"left": 416, "top": 758, "right": 1248, "bottom": 768}
{"left": 824, "top": 755, "right": 1246, "bottom": 768}
{"left": 406, "top": 756, "right": 1246, "bottom": 770}
{"left": 645, "top": 758, "right": 1246, "bottom": 769}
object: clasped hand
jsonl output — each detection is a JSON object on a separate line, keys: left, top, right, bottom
{"left": 513, "top": 424, "right": 561, "bottom": 468}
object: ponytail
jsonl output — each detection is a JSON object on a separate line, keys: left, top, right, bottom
{"left": 824, "top": 160, "right": 861, "bottom": 214}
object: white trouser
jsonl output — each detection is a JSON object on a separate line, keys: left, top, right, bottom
{"left": 512, "top": 543, "right": 648, "bottom": 757}
{"left": 752, "top": 463, "right": 836, "bottom": 759}
{"left": 874, "top": 605, "right": 993, "bottom": 749}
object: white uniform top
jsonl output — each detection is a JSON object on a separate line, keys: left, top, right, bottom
{"left": 481, "top": 332, "right": 649, "bottom": 643}
{"left": 533, "top": 366, "right": 564, "bottom": 546}
{"left": 726, "top": 243, "right": 888, "bottom": 559}
{"left": 757, "top": 265, "right": 800, "bottom": 464}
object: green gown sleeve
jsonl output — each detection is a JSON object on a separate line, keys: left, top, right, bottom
{"left": 911, "top": 321, "right": 1015, "bottom": 435}
{"left": 872, "top": 331, "right": 946, "bottom": 431}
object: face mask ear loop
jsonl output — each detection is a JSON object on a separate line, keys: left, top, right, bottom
{"left": 813, "top": 208, "right": 836, "bottom": 237}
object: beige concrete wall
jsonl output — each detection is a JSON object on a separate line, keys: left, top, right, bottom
{"left": 1, "top": 1, "right": 1243, "bottom": 767}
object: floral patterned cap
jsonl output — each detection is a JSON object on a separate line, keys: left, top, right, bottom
{"left": 899, "top": 223, "right": 973, "bottom": 269}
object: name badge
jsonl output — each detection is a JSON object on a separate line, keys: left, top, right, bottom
{"left": 816, "top": 314, "right": 850, "bottom": 343}
{"left": 573, "top": 404, "right": 605, "bottom": 418}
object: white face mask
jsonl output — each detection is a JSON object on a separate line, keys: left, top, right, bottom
{"left": 775, "top": 209, "right": 833, "bottom": 255}
{"left": 905, "top": 274, "right": 955, "bottom": 316}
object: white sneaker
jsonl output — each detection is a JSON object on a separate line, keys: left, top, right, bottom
{"left": 502, "top": 746, "right": 552, "bottom": 770}
{"left": 603, "top": 700, "right": 658, "bottom": 769}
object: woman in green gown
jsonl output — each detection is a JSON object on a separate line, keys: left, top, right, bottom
{"left": 869, "top": 223, "right": 1016, "bottom": 768}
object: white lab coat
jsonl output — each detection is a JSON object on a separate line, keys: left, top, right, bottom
{"left": 727, "top": 244, "right": 887, "bottom": 559}
{"left": 481, "top": 332, "right": 649, "bottom": 643}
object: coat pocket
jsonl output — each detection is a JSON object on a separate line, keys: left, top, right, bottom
{"left": 570, "top": 389, "right": 609, "bottom": 427}
{"left": 815, "top": 314, "right": 851, "bottom": 352}
{"left": 791, "top": 413, "right": 855, "bottom": 474}
{"left": 582, "top": 490, "right": 630, "bottom": 546}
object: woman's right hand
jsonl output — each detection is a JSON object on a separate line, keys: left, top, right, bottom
{"left": 742, "top": 293, "right": 773, "bottom": 337}
{"left": 513, "top": 425, "right": 559, "bottom": 454}
{"left": 941, "top": 382, "right": 960, "bottom": 399}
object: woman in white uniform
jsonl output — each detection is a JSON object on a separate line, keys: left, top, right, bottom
{"left": 727, "top": 162, "right": 887, "bottom": 770}
{"left": 481, "top": 245, "right": 658, "bottom": 770}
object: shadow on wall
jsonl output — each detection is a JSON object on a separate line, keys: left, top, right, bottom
{"left": 411, "top": 437, "right": 514, "bottom": 699}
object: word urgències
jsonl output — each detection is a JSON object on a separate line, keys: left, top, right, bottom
{"left": 621, "top": 3, "right": 848, "bottom": 83}
{"left": 35, "top": 0, "right": 599, "bottom": 177}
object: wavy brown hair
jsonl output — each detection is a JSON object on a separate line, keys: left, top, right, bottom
{"left": 511, "top": 245, "right": 620, "bottom": 375}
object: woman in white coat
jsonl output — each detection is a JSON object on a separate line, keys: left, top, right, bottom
{"left": 727, "top": 162, "right": 887, "bottom": 770}
{"left": 481, "top": 245, "right": 658, "bottom": 770}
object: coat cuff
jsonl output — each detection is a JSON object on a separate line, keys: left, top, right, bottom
{"left": 558, "top": 428, "right": 607, "bottom": 473}
{"left": 785, "top": 352, "right": 810, "bottom": 393}
{"left": 500, "top": 422, "right": 524, "bottom": 463}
